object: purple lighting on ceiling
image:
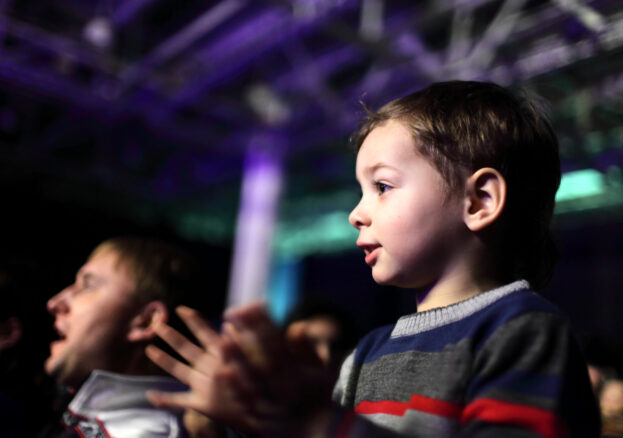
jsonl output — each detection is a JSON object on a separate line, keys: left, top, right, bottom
{"left": 161, "top": 1, "right": 358, "bottom": 117}
{"left": 113, "top": 0, "right": 160, "bottom": 26}
{"left": 119, "top": 0, "right": 248, "bottom": 88}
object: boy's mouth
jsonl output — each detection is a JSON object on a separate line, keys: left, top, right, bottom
{"left": 357, "top": 241, "right": 381, "bottom": 265}
{"left": 364, "top": 246, "right": 381, "bottom": 265}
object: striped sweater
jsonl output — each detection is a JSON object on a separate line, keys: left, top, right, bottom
{"left": 332, "top": 280, "right": 600, "bottom": 438}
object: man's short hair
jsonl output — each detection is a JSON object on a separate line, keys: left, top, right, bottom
{"left": 351, "top": 81, "right": 561, "bottom": 289}
{"left": 90, "top": 237, "right": 201, "bottom": 310}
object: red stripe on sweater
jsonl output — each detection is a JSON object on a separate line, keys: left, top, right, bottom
{"left": 461, "top": 398, "right": 567, "bottom": 438}
{"left": 355, "top": 394, "right": 463, "bottom": 418}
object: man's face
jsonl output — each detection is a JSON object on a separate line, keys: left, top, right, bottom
{"left": 45, "top": 248, "right": 140, "bottom": 388}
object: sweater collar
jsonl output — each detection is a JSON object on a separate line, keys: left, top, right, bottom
{"left": 391, "top": 279, "right": 530, "bottom": 338}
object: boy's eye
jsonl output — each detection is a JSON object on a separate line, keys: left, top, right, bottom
{"left": 375, "top": 182, "right": 392, "bottom": 194}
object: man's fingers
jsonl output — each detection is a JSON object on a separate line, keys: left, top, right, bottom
{"left": 286, "top": 325, "right": 323, "bottom": 365}
{"left": 221, "top": 322, "right": 274, "bottom": 374}
{"left": 146, "top": 389, "right": 194, "bottom": 412}
{"left": 176, "top": 306, "right": 221, "bottom": 351}
{"left": 218, "top": 338, "right": 269, "bottom": 398}
{"left": 225, "top": 303, "right": 286, "bottom": 360}
{"left": 225, "top": 301, "right": 272, "bottom": 331}
{"left": 153, "top": 320, "right": 208, "bottom": 366}
{"left": 145, "top": 345, "right": 197, "bottom": 386}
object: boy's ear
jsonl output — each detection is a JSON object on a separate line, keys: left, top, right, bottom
{"left": 463, "top": 167, "right": 507, "bottom": 232}
{"left": 127, "top": 301, "right": 168, "bottom": 343}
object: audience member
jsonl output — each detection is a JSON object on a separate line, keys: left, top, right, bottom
{"left": 284, "top": 298, "right": 357, "bottom": 382}
{"left": 1, "top": 264, "right": 57, "bottom": 437}
{"left": 601, "top": 378, "right": 623, "bottom": 437}
{"left": 0, "top": 267, "right": 27, "bottom": 438}
{"left": 589, "top": 364, "right": 606, "bottom": 396}
{"left": 145, "top": 81, "right": 601, "bottom": 437}
{"left": 38, "top": 236, "right": 207, "bottom": 438}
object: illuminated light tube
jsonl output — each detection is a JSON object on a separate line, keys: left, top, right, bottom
{"left": 555, "top": 169, "right": 605, "bottom": 202}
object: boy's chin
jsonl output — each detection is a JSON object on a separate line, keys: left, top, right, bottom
{"left": 371, "top": 270, "right": 399, "bottom": 286}
{"left": 372, "top": 269, "right": 419, "bottom": 289}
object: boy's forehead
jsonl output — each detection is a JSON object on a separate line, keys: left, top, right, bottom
{"left": 357, "top": 121, "right": 419, "bottom": 168}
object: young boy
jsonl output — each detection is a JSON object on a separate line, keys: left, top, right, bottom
{"left": 146, "top": 81, "right": 601, "bottom": 437}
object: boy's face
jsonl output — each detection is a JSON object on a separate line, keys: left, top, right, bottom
{"left": 349, "top": 120, "right": 466, "bottom": 289}
{"left": 45, "top": 248, "right": 141, "bottom": 388}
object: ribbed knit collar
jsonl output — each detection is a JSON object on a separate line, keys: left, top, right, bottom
{"left": 391, "top": 279, "right": 530, "bottom": 338}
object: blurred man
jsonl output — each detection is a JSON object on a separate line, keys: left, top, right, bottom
{"left": 601, "top": 379, "right": 623, "bottom": 437}
{"left": 284, "top": 298, "right": 357, "bottom": 381}
{"left": 40, "top": 236, "right": 205, "bottom": 438}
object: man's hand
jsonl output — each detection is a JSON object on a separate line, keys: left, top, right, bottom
{"left": 146, "top": 303, "right": 334, "bottom": 436}
{"left": 145, "top": 306, "right": 259, "bottom": 429}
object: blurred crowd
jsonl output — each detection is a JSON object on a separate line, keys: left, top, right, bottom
{"left": 1, "top": 237, "right": 621, "bottom": 437}
{"left": 0, "top": 239, "right": 360, "bottom": 437}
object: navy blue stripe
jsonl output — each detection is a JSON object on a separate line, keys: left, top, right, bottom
{"left": 466, "top": 369, "right": 561, "bottom": 400}
{"left": 354, "top": 291, "right": 560, "bottom": 365}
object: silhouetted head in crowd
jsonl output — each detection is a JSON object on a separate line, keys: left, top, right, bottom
{"left": 45, "top": 236, "right": 204, "bottom": 389}
{"left": 0, "top": 268, "right": 22, "bottom": 355}
{"left": 284, "top": 298, "right": 357, "bottom": 377}
{"left": 601, "top": 378, "right": 623, "bottom": 437}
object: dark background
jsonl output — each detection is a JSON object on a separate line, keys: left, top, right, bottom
{"left": 1, "top": 1, "right": 623, "bottom": 407}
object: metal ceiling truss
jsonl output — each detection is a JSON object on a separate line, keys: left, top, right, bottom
{"left": 0, "top": 0, "right": 622, "bottom": 246}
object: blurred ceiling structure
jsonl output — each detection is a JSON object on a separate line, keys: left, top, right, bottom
{"left": 1, "top": 0, "right": 623, "bottom": 257}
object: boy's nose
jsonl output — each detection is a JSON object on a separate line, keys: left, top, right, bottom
{"left": 349, "top": 201, "right": 369, "bottom": 229}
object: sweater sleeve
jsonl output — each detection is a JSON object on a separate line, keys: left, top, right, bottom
{"left": 458, "top": 311, "right": 600, "bottom": 438}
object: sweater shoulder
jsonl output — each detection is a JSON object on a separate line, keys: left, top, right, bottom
{"left": 352, "top": 289, "right": 566, "bottom": 365}
{"left": 352, "top": 322, "right": 396, "bottom": 365}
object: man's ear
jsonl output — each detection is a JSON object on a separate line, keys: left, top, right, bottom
{"left": 127, "top": 301, "right": 168, "bottom": 343}
{"left": 463, "top": 167, "right": 507, "bottom": 232}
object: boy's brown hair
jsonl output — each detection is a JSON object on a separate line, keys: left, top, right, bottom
{"left": 351, "top": 81, "right": 561, "bottom": 289}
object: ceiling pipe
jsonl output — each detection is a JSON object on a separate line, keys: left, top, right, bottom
{"left": 112, "top": 0, "right": 162, "bottom": 27}
{"left": 154, "top": 1, "right": 358, "bottom": 120}
{"left": 118, "top": 0, "right": 247, "bottom": 90}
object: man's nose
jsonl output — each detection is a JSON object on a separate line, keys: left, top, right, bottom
{"left": 47, "top": 286, "right": 72, "bottom": 315}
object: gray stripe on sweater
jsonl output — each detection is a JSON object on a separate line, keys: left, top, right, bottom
{"left": 355, "top": 339, "right": 473, "bottom": 405}
{"left": 362, "top": 410, "right": 458, "bottom": 438}
{"left": 391, "top": 280, "right": 530, "bottom": 338}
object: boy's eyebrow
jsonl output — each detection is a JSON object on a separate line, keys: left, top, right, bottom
{"left": 363, "top": 162, "right": 401, "bottom": 174}
{"left": 355, "top": 162, "right": 401, "bottom": 184}
{"left": 373, "top": 162, "right": 400, "bottom": 171}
